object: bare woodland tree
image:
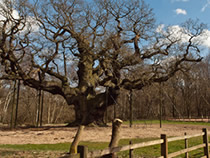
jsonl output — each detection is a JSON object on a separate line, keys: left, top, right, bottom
{"left": 0, "top": 0, "right": 207, "bottom": 153}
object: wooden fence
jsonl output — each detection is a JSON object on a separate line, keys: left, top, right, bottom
{"left": 70, "top": 128, "right": 210, "bottom": 158}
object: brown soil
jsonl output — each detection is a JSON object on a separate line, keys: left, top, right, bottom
{"left": 0, "top": 123, "right": 209, "bottom": 144}
{"left": 0, "top": 123, "right": 209, "bottom": 157}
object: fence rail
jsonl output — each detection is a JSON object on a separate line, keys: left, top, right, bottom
{"left": 87, "top": 139, "right": 164, "bottom": 157}
{"left": 167, "top": 132, "right": 204, "bottom": 142}
{"left": 70, "top": 128, "right": 210, "bottom": 158}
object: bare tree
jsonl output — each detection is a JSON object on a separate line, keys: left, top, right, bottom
{"left": 0, "top": 80, "right": 13, "bottom": 123}
{"left": 0, "top": 0, "right": 206, "bottom": 153}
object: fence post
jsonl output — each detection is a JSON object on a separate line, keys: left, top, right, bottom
{"left": 161, "top": 134, "right": 168, "bottom": 158}
{"left": 203, "top": 128, "right": 209, "bottom": 158}
{"left": 77, "top": 145, "right": 88, "bottom": 158}
{"left": 129, "top": 140, "right": 133, "bottom": 158}
{"left": 185, "top": 132, "right": 189, "bottom": 158}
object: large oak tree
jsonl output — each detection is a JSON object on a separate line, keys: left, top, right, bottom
{"left": 0, "top": 0, "right": 206, "bottom": 126}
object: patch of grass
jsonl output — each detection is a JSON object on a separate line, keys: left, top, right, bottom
{"left": 0, "top": 143, "right": 70, "bottom": 151}
{"left": 0, "top": 142, "right": 109, "bottom": 152}
{"left": 166, "top": 137, "right": 204, "bottom": 157}
{"left": 81, "top": 137, "right": 207, "bottom": 157}
{"left": 79, "top": 141, "right": 109, "bottom": 151}
{"left": 124, "top": 119, "right": 210, "bottom": 126}
{"left": 0, "top": 136, "right": 208, "bottom": 157}
{"left": 118, "top": 136, "right": 206, "bottom": 158}
{"left": 82, "top": 138, "right": 161, "bottom": 157}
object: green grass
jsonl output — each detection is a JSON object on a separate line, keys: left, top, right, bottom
{"left": 117, "top": 136, "right": 206, "bottom": 158}
{"left": 124, "top": 119, "right": 210, "bottom": 126}
{"left": 0, "top": 120, "right": 209, "bottom": 157}
{"left": 0, "top": 143, "right": 70, "bottom": 151}
{"left": 79, "top": 141, "right": 109, "bottom": 151}
{"left": 0, "top": 136, "right": 208, "bottom": 157}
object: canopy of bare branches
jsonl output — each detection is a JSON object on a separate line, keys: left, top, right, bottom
{"left": 0, "top": 0, "right": 206, "bottom": 125}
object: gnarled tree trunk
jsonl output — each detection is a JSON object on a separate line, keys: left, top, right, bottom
{"left": 68, "top": 88, "right": 120, "bottom": 126}
{"left": 68, "top": 89, "right": 120, "bottom": 154}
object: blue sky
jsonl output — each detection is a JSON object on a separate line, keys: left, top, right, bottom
{"left": 146, "top": 0, "right": 210, "bottom": 26}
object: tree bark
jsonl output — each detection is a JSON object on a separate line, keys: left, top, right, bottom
{"left": 68, "top": 88, "right": 120, "bottom": 126}
{"left": 129, "top": 90, "right": 133, "bottom": 128}
{"left": 36, "top": 89, "right": 41, "bottom": 127}
{"left": 69, "top": 125, "right": 85, "bottom": 154}
{"left": 68, "top": 89, "right": 120, "bottom": 154}
{"left": 14, "top": 80, "right": 20, "bottom": 128}
{"left": 159, "top": 83, "right": 163, "bottom": 128}
{"left": 69, "top": 97, "right": 87, "bottom": 154}
{"left": 10, "top": 80, "right": 17, "bottom": 129}
{"left": 109, "top": 119, "right": 123, "bottom": 148}
{"left": 40, "top": 90, "right": 44, "bottom": 127}
{"left": 102, "top": 118, "right": 123, "bottom": 158}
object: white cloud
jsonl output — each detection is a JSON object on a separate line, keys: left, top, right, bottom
{"left": 175, "top": 8, "right": 187, "bottom": 15}
{"left": 171, "top": 0, "right": 189, "bottom": 2}
{"left": 156, "top": 24, "right": 210, "bottom": 49}
{"left": 0, "top": 1, "right": 39, "bottom": 33}
{"left": 201, "top": 0, "right": 210, "bottom": 12}
{"left": 160, "top": 56, "right": 180, "bottom": 67}
{"left": 155, "top": 24, "right": 210, "bottom": 67}
{"left": 165, "top": 25, "right": 189, "bottom": 44}
{"left": 156, "top": 24, "right": 165, "bottom": 33}
{"left": 194, "top": 29, "right": 210, "bottom": 48}
{"left": 25, "top": 16, "right": 40, "bottom": 32}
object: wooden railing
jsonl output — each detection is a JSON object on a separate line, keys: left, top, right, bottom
{"left": 70, "top": 128, "right": 210, "bottom": 158}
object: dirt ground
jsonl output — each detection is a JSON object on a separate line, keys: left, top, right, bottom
{"left": 0, "top": 123, "right": 209, "bottom": 157}
{"left": 0, "top": 123, "right": 209, "bottom": 144}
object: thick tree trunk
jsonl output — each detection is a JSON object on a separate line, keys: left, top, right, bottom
{"left": 68, "top": 88, "right": 120, "bottom": 126}
{"left": 68, "top": 89, "right": 120, "bottom": 155}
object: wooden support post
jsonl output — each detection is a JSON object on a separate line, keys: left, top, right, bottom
{"left": 203, "top": 128, "right": 209, "bottom": 158}
{"left": 40, "top": 90, "right": 44, "bottom": 127}
{"left": 102, "top": 119, "right": 123, "bottom": 158}
{"left": 78, "top": 145, "right": 88, "bottom": 158}
{"left": 129, "top": 140, "right": 133, "bottom": 158}
{"left": 129, "top": 90, "right": 133, "bottom": 128}
{"left": 109, "top": 119, "right": 123, "bottom": 148}
{"left": 104, "top": 87, "right": 108, "bottom": 124}
{"left": 113, "top": 104, "right": 116, "bottom": 120}
{"left": 14, "top": 80, "right": 20, "bottom": 128}
{"left": 161, "top": 134, "right": 168, "bottom": 158}
{"left": 159, "top": 83, "right": 162, "bottom": 128}
{"left": 185, "top": 132, "right": 189, "bottom": 158}
{"left": 36, "top": 89, "right": 41, "bottom": 127}
{"left": 10, "top": 80, "right": 17, "bottom": 129}
{"left": 70, "top": 125, "right": 85, "bottom": 154}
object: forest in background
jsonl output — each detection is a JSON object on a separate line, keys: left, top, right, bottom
{"left": 0, "top": 53, "right": 209, "bottom": 127}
